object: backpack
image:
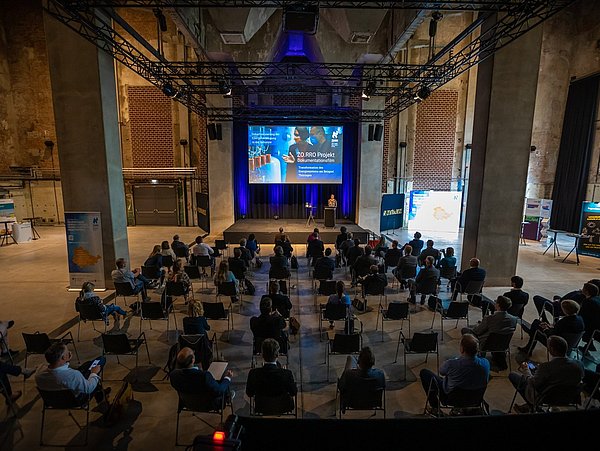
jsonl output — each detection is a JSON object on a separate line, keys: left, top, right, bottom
{"left": 289, "top": 317, "right": 301, "bottom": 335}
{"left": 244, "top": 279, "right": 256, "bottom": 295}
{"left": 352, "top": 297, "right": 365, "bottom": 312}
{"left": 290, "top": 255, "right": 299, "bottom": 270}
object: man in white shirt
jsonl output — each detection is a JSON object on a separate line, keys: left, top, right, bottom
{"left": 36, "top": 343, "right": 109, "bottom": 403}
{"left": 191, "top": 235, "right": 215, "bottom": 273}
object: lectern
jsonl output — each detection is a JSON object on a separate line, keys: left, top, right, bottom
{"left": 324, "top": 207, "right": 336, "bottom": 228}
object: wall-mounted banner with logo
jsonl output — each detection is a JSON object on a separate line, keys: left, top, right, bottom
{"left": 578, "top": 202, "right": 600, "bottom": 258}
{"left": 65, "top": 212, "right": 105, "bottom": 289}
{"left": 380, "top": 193, "right": 404, "bottom": 232}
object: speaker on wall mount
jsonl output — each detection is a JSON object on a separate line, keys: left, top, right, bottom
{"left": 368, "top": 124, "right": 375, "bottom": 142}
{"left": 207, "top": 123, "right": 217, "bottom": 141}
{"left": 374, "top": 124, "right": 384, "bottom": 141}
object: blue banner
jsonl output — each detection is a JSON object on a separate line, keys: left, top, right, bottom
{"left": 578, "top": 202, "right": 600, "bottom": 258}
{"left": 380, "top": 194, "right": 404, "bottom": 232}
{"left": 65, "top": 212, "right": 105, "bottom": 289}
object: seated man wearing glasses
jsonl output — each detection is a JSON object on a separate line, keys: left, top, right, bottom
{"left": 35, "top": 342, "right": 109, "bottom": 404}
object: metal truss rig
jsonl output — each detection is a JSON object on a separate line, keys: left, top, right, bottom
{"left": 61, "top": 0, "right": 550, "bottom": 12}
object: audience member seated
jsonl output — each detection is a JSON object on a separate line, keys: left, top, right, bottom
{"left": 518, "top": 299, "right": 584, "bottom": 355}
{"left": 345, "top": 238, "right": 364, "bottom": 269}
{"left": 451, "top": 257, "right": 486, "bottom": 300}
{"left": 352, "top": 245, "right": 377, "bottom": 285}
{"left": 418, "top": 240, "right": 440, "bottom": 266}
{"left": 408, "top": 256, "right": 439, "bottom": 305}
{"left": 383, "top": 240, "right": 402, "bottom": 272}
{"left": 461, "top": 295, "right": 517, "bottom": 370}
{"left": 373, "top": 236, "right": 388, "bottom": 259}
{"left": 314, "top": 248, "right": 335, "bottom": 280}
{"left": 393, "top": 245, "right": 418, "bottom": 289}
{"left": 0, "top": 319, "right": 16, "bottom": 358}
{"left": 191, "top": 235, "right": 215, "bottom": 271}
{"left": 274, "top": 227, "right": 287, "bottom": 244}
{"left": 327, "top": 281, "right": 352, "bottom": 329}
{"left": 307, "top": 232, "right": 325, "bottom": 266}
{"left": 75, "top": 281, "right": 127, "bottom": 325}
{"left": 359, "top": 265, "right": 388, "bottom": 304}
{"left": 228, "top": 248, "right": 248, "bottom": 283}
{"left": 144, "top": 244, "right": 167, "bottom": 284}
{"left": 246, "top": 233, "right": 260, "bottom": 260}
{"left": 1, "top": 361, "right": 35, "bottom": 403}
{"left": 111, "top": 257, "right": 152, "bottom": 302}
{"left": 579, "top": 282, "right": 600, "bottom": 352}
{"left": 170, "top": 347, "right": 233, "bottom": 410}
{"left": 437, "top": 247, "right": 457, "bottom": 270}
{"left": 482, "top": 275, "right": 529, "bottom": 316}
{"left": 339, "top": 232, "right": 355, "bottom": 263}
{"left": 236, "top": 238, "right": 252, "bottom": 268}
{"left": 338, "top": 347, "right": 385, "bottom": 396}
{"left": 335, "top": 226, "right": 349, "bottom": 251}
{"left": 262, "top": 281, "right": 292, "bottom": 318}
{"left": 36, "top": 342, "right": 109, "bottom": 404}
{"left": 214, "top": 260, "right": 240, "bottom": 303}
{"left": 509, "top": 336, "right": 584, "bottom": 413}
{"left": 307, "top": 227, "right": 319, "bottom": 243}
{"left": 279, "top": 239, "right": 294, "bottom": 259}
{"left": 183, "top": 300, "right": 211, "bottom": 335}
{"left": 167, "top": 258, "right": 191, "bottom": 304}
{"left": 401, "top": 231, "right": 424, "bottom": 256}
{"left": 171, "top": 234, "right": 189, "bottom": 260}
{"left": 160, "top": 240, "right": 177, "bottom": 263}
{"left": 420, "top": 334, "right": 489, "bottom": 410}
{"left": 250, "top": 298, "right": 288, "bottom": 354}
{"left": 532, "top": 279, "right": 600, "bottom": 322}
{"left": 269, "top": 246, "right": 291, "bottom": 279}
{"left": 246, "top": 338, "right": 297, "bottom": 411}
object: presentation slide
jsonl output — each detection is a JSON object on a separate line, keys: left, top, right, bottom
{"left": 248, "top": 125, "right": 344, "bottom": 184}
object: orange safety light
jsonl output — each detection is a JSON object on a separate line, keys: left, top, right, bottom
{"left": 213, "top": 431, "right": 226, "bottom": 442}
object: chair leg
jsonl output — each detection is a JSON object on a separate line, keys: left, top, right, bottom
{"left": 145, "top": 340, "right": 151, "bottom": 364}
{"left": 39, "top": 407, "right": 45, "bottom": 446}
{"left": 71, "top": 339, "right": 81, "bottom": 363}
{"left": 175, "top": 411, "right": 181, "bottom": 446}
{"left": 394, "top": 331, "right": 401, "bottom": 363}
{"left": 77, "top": 319, "right": 81, "bottom": 342}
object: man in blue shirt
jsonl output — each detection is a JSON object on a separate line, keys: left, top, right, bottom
{"left": 338, "top": 346, "right": 385, "bottom": 395}
{"left": 420, "top": 334, "right": 489, "bottom": 409}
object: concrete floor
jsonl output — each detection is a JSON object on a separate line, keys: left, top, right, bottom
{"left": 1, "top": 225, "right": 599, "bottom": 449}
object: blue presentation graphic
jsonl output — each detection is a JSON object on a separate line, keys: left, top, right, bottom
{"left": 248, "top": 125, "right": 344, "bottom": 184}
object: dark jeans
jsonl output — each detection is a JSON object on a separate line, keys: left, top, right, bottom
{"left": 420, "top": 368, "right": 447, "bottom": 408}
{"left": 0, "top": 361, "right": 22, "bottom": 397}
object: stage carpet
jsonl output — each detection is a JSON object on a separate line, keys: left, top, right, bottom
{"left": 223, "top": 219, "right": 371, "bottom": 245}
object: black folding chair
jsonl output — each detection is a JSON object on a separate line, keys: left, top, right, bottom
{"left": 455, "top": 280, "right": 485, "bottom": 303}
{"left": 338, "top": 380, "right": 385, "bottom": 419}
{"left": 196, "top": 255, "right": 213, "bottom": 279}
{"left": 139, "top": 301, "right": 178, "bottom": 334}
{"left": 0, "top": 331, "right": 12, "bottom": 364}
{"left": 77, "top": 304, "right": 107, "bottom": 341}
{"left": 22, "top": 331, "right": 80, "bottom": 367}
{"left": 250, "top": 393, "right": 297, "bottom": 418}
{"left": 480, "top": 332, "right": 514, "bottom": 372}
{"left": 217, "top": 281, "right": 241, "bottom": 311}
{"left": 202, "top": 302, "right": 233, "bottom": 340}
{"left": 533, "top": 383, "right": 582, "bottom": 412}
{"left": 397, "top": 331, "right": 439, "bottom": 381}
{"left": 38, "top": 389, "right": 91, "bottom": 446}
{"left": 141, "top": 265, "right": 161, "bottom": 281}
{"left": 430, "top": 299, "right": 470, "bottom": 341}
{"left": 424, "top": 379, "right": 488, "bottom": 417}
{"left": 184, "top": 265, "right": 203, "bottom": 292}
{"left": 114, "top": 281, "right": 140, "bottom": 307}
{"left": 162, "top": 255, "right": 174, "bottom": 269}
{"left": 175, "top": 390, "right": 234, "bottom": 446}
{"left": 101, "top": 332, "right": 150, "bottom": 368}
{"left": 215, "top": 239, "right": 229, "bottom": 258}
{"left": 325, "top": 332, "right": 362, "bottom": 382}
{"left": 377, "top": 301, "right": 410, "bottom": 342}
{"left": 165, "top": 280, "right": 193, "bottom": 305}
{"left": 315, "top": 279, "right": 337, "bottom": 307}
{"left": 320, "top": 303, "right": 348, "bottom": 339}
{"left": 439, "top": 266, "right": 457, "bottom": 291}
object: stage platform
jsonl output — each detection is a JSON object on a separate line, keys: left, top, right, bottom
{"left": 223, "top": 219, "right": 371, "bottom": 245}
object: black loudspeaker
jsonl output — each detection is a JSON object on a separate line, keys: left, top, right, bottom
{"left": 283, "top": 6, "right": 319, "bottom": 34}
{"left": 368, "top": 124, "right": 375, "bottom": 142}
{"left": 215, "top": 124, "right": 222, "bottom": 141}
{"left": 374, "top": 124, "right": 384, "bottom": 141}
{"left": 207, "top": 123, "right": 217, "bottom": 141}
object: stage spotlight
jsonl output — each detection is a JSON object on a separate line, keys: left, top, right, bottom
{"left": 218, "top": 79, "right": 232, "bottom": 97}
{"left": 153, "top": 8, "right": 168, "bottom": 32}
{"left": 362, "top": 80, "right": 376, "bottom": 101}
{"left": 414, "top": 85, "right": 431, "bottom": 102}
{"left": 162, "top": 83, "right": 179, "bottom": 99}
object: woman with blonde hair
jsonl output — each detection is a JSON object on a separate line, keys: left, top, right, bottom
{"left": 183, "top": 300, "right": 211, "bottom": 335}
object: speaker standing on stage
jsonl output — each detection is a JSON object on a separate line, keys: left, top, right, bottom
{"left": 328, "top": 194, "right": 337, "bottom": 208}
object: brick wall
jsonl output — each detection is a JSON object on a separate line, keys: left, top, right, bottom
{"left": 414, "top": 90, "right": 458, "bottom": 190}
{"left": 127, "top": 86, "right": 174, "bottom": 168}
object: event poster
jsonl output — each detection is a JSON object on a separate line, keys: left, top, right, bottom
{"left": 408, "top": 190, "right": 461, "bottom": 233}
{"left": 578, "top": 202, "right": 600, "bottom": 258}
{"left": 0, "top": 199, "right": 16, "bottom": 222}
{"left": 248, "top": 125, "right": 343, "bottom": 184}
{"left": 65, "top": 212, "right": 105, "bottom": 289}
{"left": 380, "top": 193, "right": 404, "bottom": 232}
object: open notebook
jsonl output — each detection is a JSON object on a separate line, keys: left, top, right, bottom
{"left": 208, "top": 361, "right": 228, "bottom": 380}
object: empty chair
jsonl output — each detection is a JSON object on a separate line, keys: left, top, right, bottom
{"left": 141, "top": 265, "right": 161, "bottom": 281}
{"left": 320, "top": 303, "right": 348, "bottom": 338}
{"left": 430, "top": 299, "right": 470, "bottom": 341}
{"left": 480, "top": 332, "right": 514, "bottom": 372}
{"left": 439, "top": 266, "right": 457, "bottom": 291}
{"left": 174, "top": 391, "right": 234, "bottom": 446}
{"left": 114, "top": 281, "right": 141, "bottom": 307}
{"left": 325, "top": 333, "right": 362, "bottom": 382}
{"left": 38, "top": 389, "right": 91, "bottom": 446}
{"left": 454, "top": 280, "right": 485, "bottom": 303}
{"left": 215, "top": 239, "right": 229, "bottom": 258}
{"left": 202, "top": 302, "right": 233, "bottom": 339}
{"left": 397, "top": 331, "right": 439, "bottom": 381}
{"left": 316, "top": 279, "right": 337, "bottom": 307}
{"left": 101, "top": 332, "right": 150, "bottom": 368}
{"left": 76, "top": 304, "right": 107, "bottom": 341}
{"left": 534, "top": 383, "right": 582, "bottom": 412}
{"left": 139, "top": 301, "right": 178, "bottom": 334}
{"left": 217, "top": 281, "right": 240, "bottom": 304}
{"left": 184, "top": 265, "right": 203, "bottom": 290}
{"left": 22, "top": 331, "right": 79, "bottom": 367}
{"left": 195, "top": 255, "right": 213, "bottom": 277}
{"left": 250, "top": 392, "right": 297, "bottom": 417}
{"left": 165, "top": 280, "right": 193, "bottom": 305}
{"left": 377, "top": 301, "right": 410, "bottom": 342}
